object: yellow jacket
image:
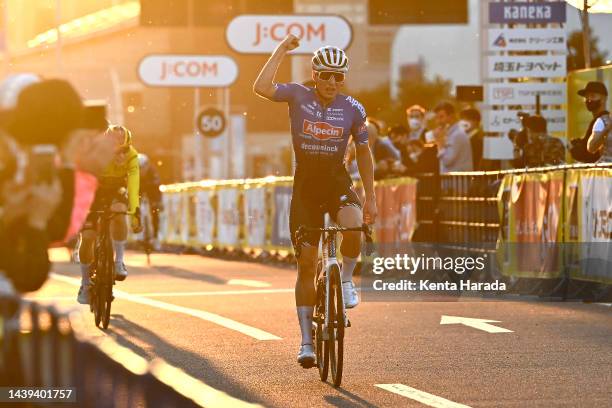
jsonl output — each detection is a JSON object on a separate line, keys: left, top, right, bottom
{"left": 100, "top": 146, "right": 140, "bottom": 214}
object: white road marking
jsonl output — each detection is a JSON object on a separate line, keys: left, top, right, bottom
{"left": 375, "top": 384, "right": 471, "bottom": 408}
{"left": 29, "top": 288, "right": 294, "bottom": 302}
{"left": 440, "top": 315, "right": 513, "bottom": 333}
{"left": 227, "top": 279, "right": 271, "bottom": 288}
{"left": 596, "top": 303, "right": 611, "bottom": 307}
{"left": 50, "top": 273, "right": 282, "bottom": 341}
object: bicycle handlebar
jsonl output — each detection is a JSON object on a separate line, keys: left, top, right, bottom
{"left": 294, "top": 224, "right": 374, "bottom": 257}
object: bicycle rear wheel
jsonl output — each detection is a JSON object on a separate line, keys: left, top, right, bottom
{"left": 328, "top": 264, "right": 344, "bottom": 387}
{"left": 314, "top": 260, "right": 329, "bottom": 381}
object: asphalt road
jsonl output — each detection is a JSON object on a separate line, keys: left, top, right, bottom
{"left": 28, "top": 249, "right": 612, "bottom": 408}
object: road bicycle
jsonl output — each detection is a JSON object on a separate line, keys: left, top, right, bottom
{"left": 295, "top": 224, "right": 373, "bottom": 387}
{"left": 88, "top": 204, "right": 127, "bottom": 330}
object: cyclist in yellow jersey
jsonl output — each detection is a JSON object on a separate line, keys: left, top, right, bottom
{"left": 77, "top": 125, "right": 141, "bottom": 304}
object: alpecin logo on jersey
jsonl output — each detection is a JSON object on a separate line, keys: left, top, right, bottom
{"left": 302, "top": 120, "right": 344, "bottom": 141}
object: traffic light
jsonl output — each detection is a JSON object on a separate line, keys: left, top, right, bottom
{"left": 369, "top": 0, "right": 468, "bottom": 25}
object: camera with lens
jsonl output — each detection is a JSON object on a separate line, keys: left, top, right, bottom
{"left": 508, "top": 112, "right": 531, "bottom": 149}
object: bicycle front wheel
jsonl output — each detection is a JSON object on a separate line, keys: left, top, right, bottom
{"left": 328, "top": 264, "right": 344, "bottom": 387}
{"left": 315, "top": 261, "right": 329, "bottom": 381}
{"left": 101, "top": 236, "right": 114, "bottom": 329}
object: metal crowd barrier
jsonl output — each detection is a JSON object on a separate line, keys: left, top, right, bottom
{"left": 412, "top": 162, "right": 612, "bottom": 301}
{"left": 0, "top": 294, "right": 259, "bottom": 408}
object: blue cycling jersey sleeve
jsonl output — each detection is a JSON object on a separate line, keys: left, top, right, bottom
{"left": 350, "top": 98, "right": 368, "bottom": 145}
{"left": 273, "top": 82, "right": 304, "bottom": 103}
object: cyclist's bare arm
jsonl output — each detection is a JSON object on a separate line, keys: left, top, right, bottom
{"left": 253, "top": 34, "right": 300, "bottom": 99}
{"left": 355, "top": 143, "right": 377, "bottom": 223}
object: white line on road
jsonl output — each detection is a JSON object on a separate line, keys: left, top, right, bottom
{"left": 50, "top": 273, "right": 282, "bottom": 341}
{"left": 375, "top": 384, "right": 472, "bottom": 408}
{"left": 29, "top": 288, "right": 294, "bottom": 302}
{"left": 440, "top": 315, "right": 513, "bottom": 333}
{"left": 227, "top": 279, "right": 271, "bottom": 288}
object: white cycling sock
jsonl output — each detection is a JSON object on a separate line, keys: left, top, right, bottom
{"left": 113, "top": 240, "right": 127, "bottom": 264}
{"left": 80, "top": 263, "right": 91, "bottom": 286}
{"left": 296, "top": 306, "right": 314, "bottom": 345}
{"left": 341, "top": 256, "right": 358, "bottom": 283}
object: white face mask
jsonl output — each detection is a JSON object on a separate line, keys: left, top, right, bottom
{"left": 458, "top": 120, "right": 471, "bottom": 132}
{"left": 408, "top": 118, "right": 422, "bottom": 130}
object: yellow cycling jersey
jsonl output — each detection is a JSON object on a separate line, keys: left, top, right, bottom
{"left": 100, "top": 145, "right": 140, "bottom": 214}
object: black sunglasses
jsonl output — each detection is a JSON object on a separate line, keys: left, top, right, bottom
{"left": 317, "top": 71, "right": 345, "bottom": 82}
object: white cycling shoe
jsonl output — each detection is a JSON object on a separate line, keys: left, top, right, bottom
{"left": 115, "top": 262, "right": 128, "bottom": 281}
{"left": 77, "top": 285, "right": 90, "bottom": 305}
{"left": 297, "top": 344, "right": 316, "bottom": 368}
{"left": 342, "top": 281, "right": 359, "bottom": 309}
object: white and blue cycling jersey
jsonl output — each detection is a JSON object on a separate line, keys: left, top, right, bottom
{"left": 272, "top": 83, "right": 369, "bottom": 170}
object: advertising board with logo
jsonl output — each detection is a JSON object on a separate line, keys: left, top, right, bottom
{"left": 138, "top": 55, "right": 238, "bottom": 87}
{"left": 485, "top": 110, "right": 566, "bottom": 133}
{"left": 487, "top": 56, "right": 566, "bottom": 79}
{"left": 489, "top": 2, "right": 566, "bottom": 24}
{"left": 226, "top": 15, "right": 352, "bottom": 54}
{"left": 195, "top": 189, "right": 215, "bottom": 246}
{"left": 488, "top": 28, "right": 566, "bottom": 52}
{"left": 217, "top": 188, "right": 240, "bottom": 247}
{"left": 271, "top": 185, "right": 292, "bottom": 248}
{"left": 243, "top": 186, "right": 267, "bottom": 249}
{"left": 485, "top": 83, "right": 566, "bottom": 106}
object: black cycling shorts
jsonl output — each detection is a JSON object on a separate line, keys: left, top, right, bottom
{"left": 290, "top": 166, "right": 361, "bottom": 250}
{"left": 83, "top": 180, "right": 128, "bottom": 230}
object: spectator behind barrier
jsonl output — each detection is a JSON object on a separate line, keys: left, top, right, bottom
{"left": 406, "top": 105, "right": 427, "bottom": 143}
{"left": 366, "top": 117, "right": 404, "bottom": 179}
{"left": 512, "top": 115, "right": 565, "bottom": 168}
{"left": 432, "top": 101, "right": 473, "bottom": 173}
{"left": 580, "top": 82, "right": 612, "bottom": 163}
{"left": 459, "top": 107, "right": 484, "bottom": 171}
{"left": 570, "top": 81, "right": 611, "bottom": 163}
{"left": 403, "top": 139, "right": 439, "bottom": 176}
{"left": 0, "top": 78, "right": 112, "bottom": 293}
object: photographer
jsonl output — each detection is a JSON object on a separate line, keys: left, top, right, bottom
{"left": 511, "top": 114, "right": 565, "bottom": 168}
{"left": 0, "top": 78, "right": 112, "bottom": 293}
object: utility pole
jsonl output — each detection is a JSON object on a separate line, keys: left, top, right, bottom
{"left": 581, "top": 0, "right": 591, "bottom": 68}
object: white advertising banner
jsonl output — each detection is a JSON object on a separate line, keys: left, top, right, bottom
{"left": 196, "top": 190, "right": 215, "bottom": 246}
{"left": 216, "top": 188, "right": 240, "bottom": 246}
{"left": 486, "top": 82, "right": 566, "bottom": 106}
{"left": 226, "top": 15, "right": 352, "bottom": 54}
{"left": 484, "top": 109, "right": 566, "bottom": 133}
{"left": 244, "top": 187, "right": 267, "bottom": 248}
{"left": 488, "top": 28, "right": 566, "bottom": 52}
{"left": 487, "top": 55, "right": 566, "bottom": 79}
{"left": 138, "top": 55, "right": 238, "bottom": 87}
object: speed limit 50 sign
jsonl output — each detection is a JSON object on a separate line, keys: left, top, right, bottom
{"left": 197, "top": 108, "right": 226, "bottom": 138}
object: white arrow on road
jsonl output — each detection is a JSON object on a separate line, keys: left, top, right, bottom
{"left": 440, "top": 315, "right": 513, "bottom": 333}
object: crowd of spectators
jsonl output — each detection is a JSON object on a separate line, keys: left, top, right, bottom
{"left": 358, "top": 100, "right": 486, "bottom": 180}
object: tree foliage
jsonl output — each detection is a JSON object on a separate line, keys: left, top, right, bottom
{"left": 351, "top": 75, "right": 453, "bottom": 128}
{"left": 567, "top": 27, "right": 609, "bottom": 71}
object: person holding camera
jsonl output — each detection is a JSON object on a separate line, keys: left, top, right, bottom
{"left": 512, "top": 115, "right": 565, "bottom": 168}
{"left": 0, "top": 78, "right": 111, "bottom": 293}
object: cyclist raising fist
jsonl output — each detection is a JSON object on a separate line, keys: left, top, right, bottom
{"left": 254, "top": 35, "right": 377, "bottom": 368}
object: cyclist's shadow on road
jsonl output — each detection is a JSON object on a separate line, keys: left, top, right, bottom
{"left": 106, "top": 314, "right": 263, "bottom": 405}
{"left": 324, "top": 388, "right": 379, "bottom": 408}
{"left": 130, "top": 265, "right": 226, "bottom": 285}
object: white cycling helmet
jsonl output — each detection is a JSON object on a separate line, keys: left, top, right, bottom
{"left": 311, "top": 46, "right": 349, "bottom": 73}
